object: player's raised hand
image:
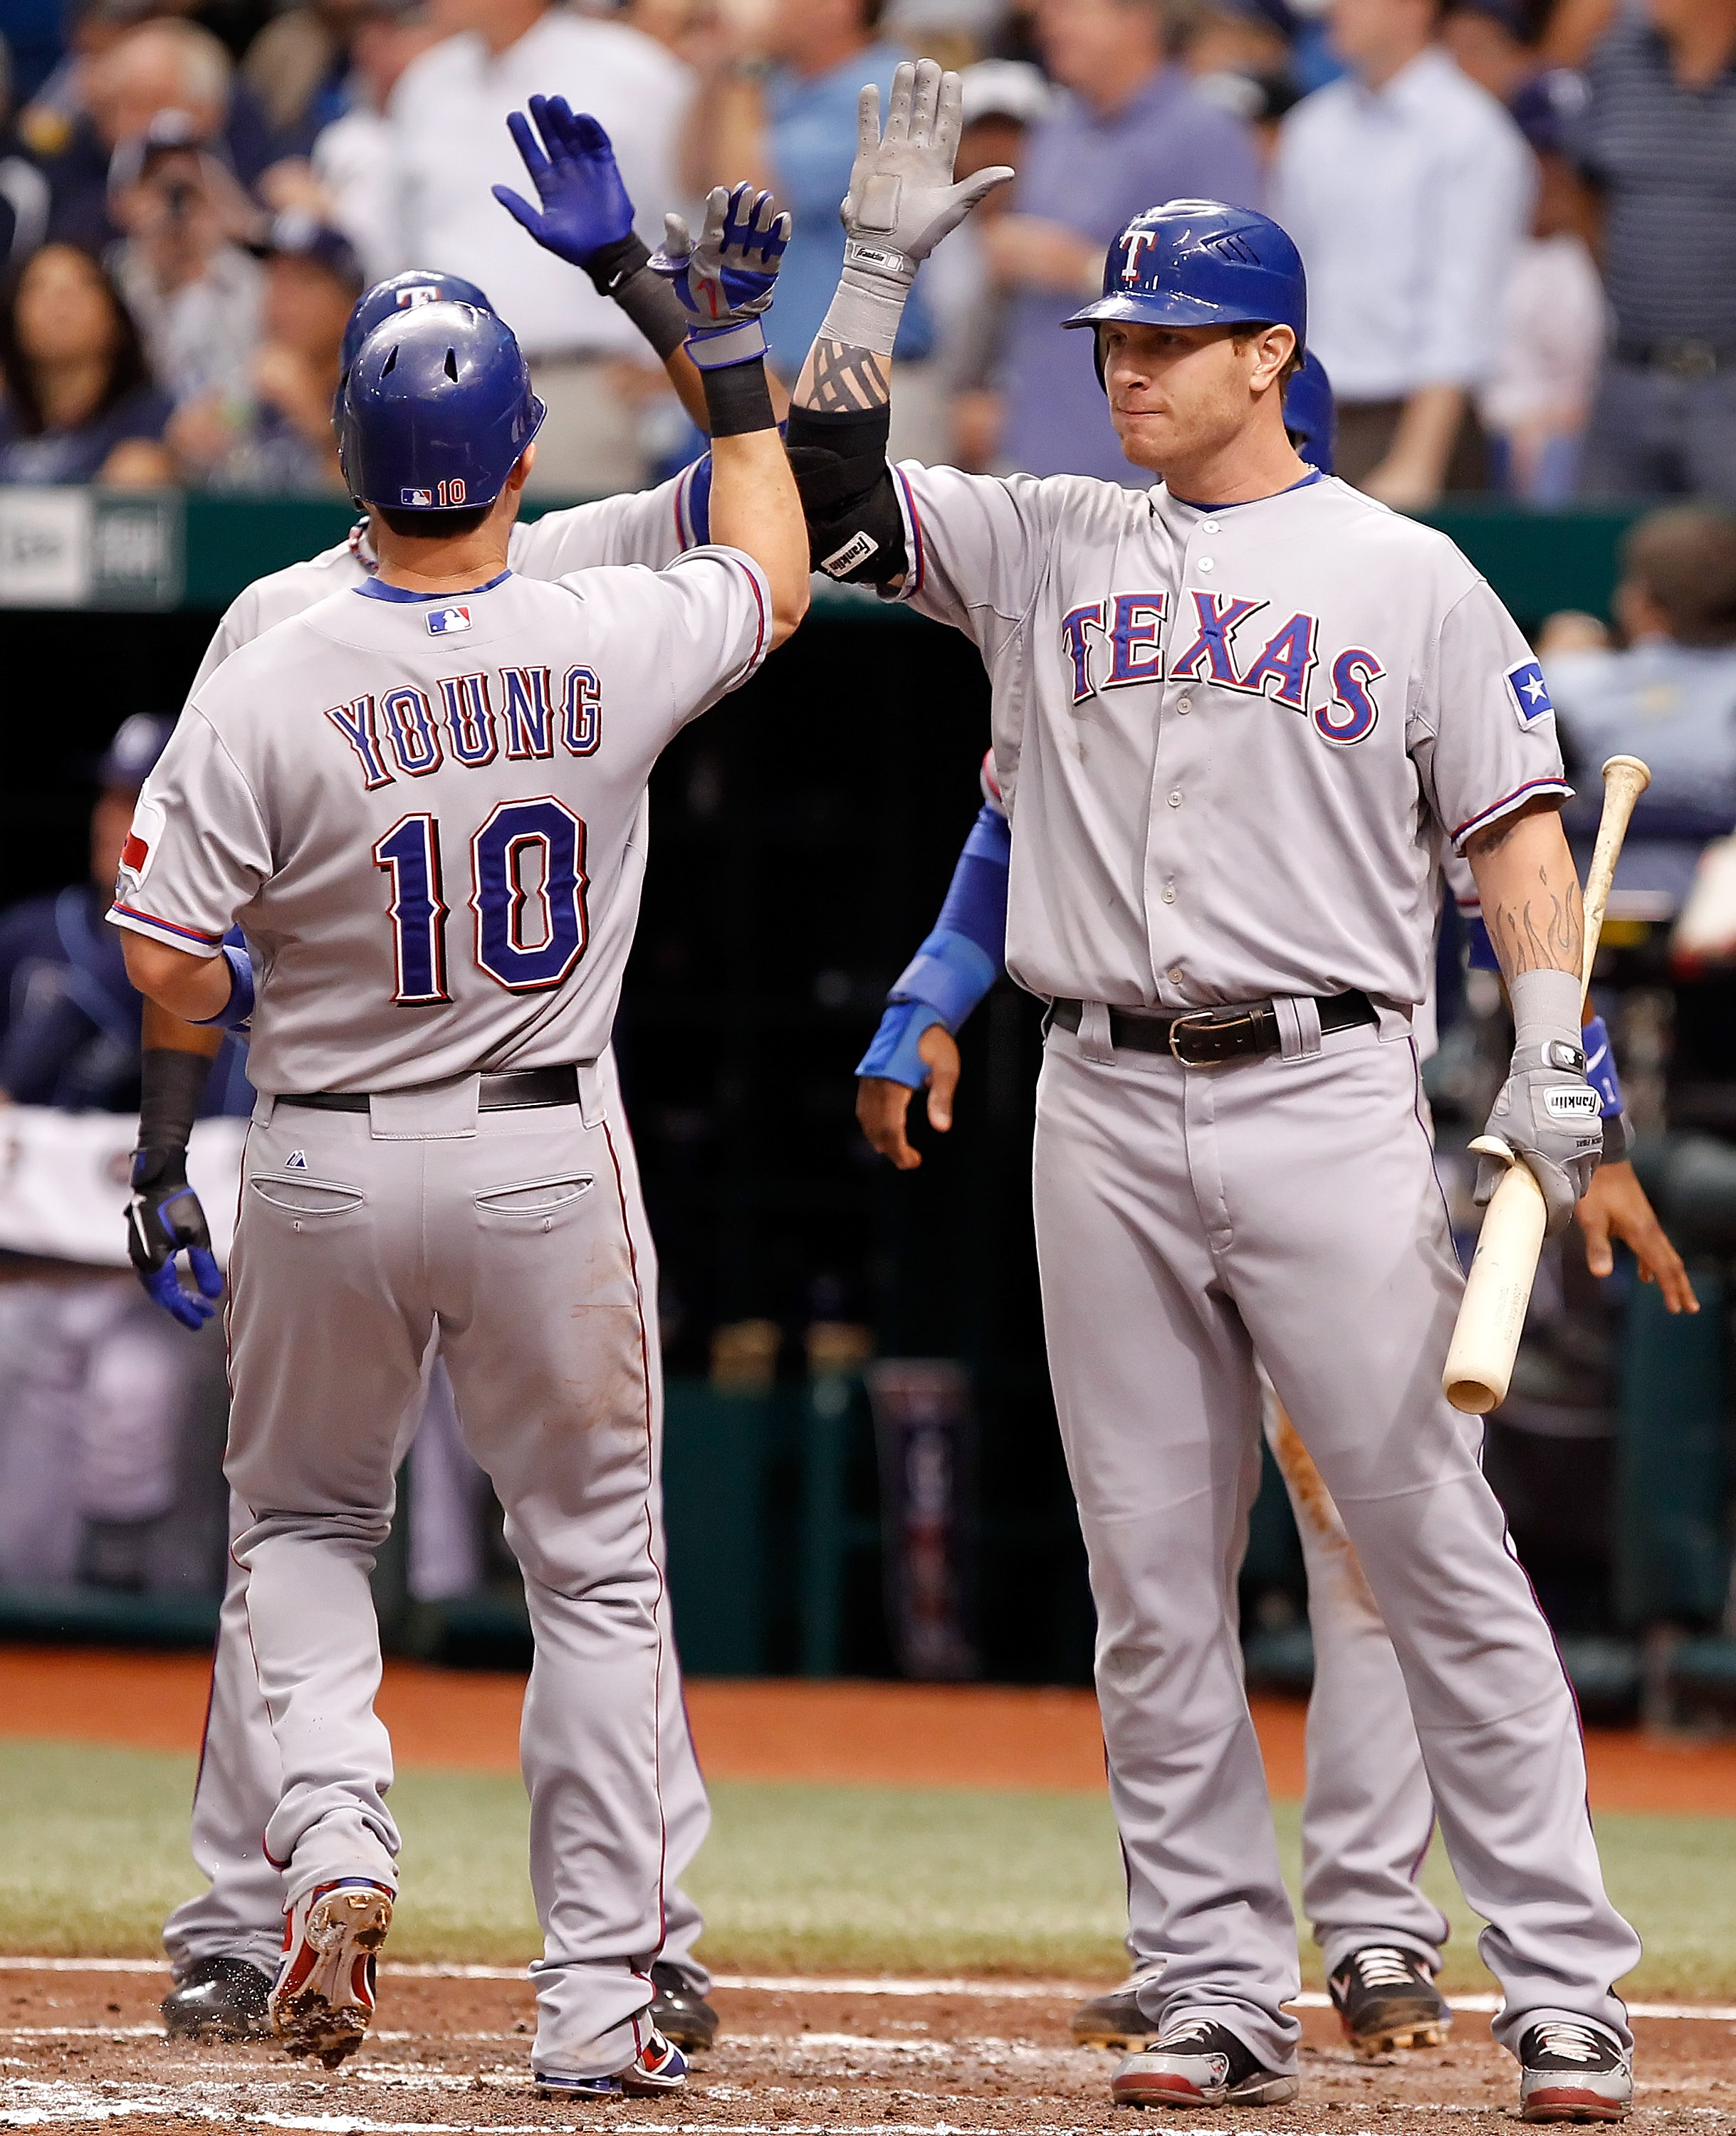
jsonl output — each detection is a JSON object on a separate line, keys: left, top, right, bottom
{"left": 493, "top": 96, "right": 637, "bottom": 269}
{"left": 842, "top": 58, "right": 1014, "bottom": 265}
{"left": 125, "top": 1148, "right": 224, "bottom": 1330}
{"left": 652, "top": 182, "right": 791, "bottom": 330}
{"left": 857, "top": 1022, "right": 961, "bottom": 1171}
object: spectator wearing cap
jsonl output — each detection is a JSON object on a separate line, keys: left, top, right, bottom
{"left": 917, "top": 61, "right": 1048, "bottom": 468}
{"left": 168, "top": 213, "right": 362, "bottom": 490}
{"left": 387, "top": 0, "right": 692, "bottom": 497}
{"left": 37, "top": 14, "right": 279, "bottom": 257}
{"left": 1270, "top": 0, "right": 1534, "bottom": 507}
{"left": 0, "top": 240, "right": 172, "bottom": 482}
{"left": 108, "top": 111, "right": 263, "bottom": 407}
{"left": 1573, "top": 0, "right": 1736, "bottom": 499}
{"left": 682, "top": 0, "right": 936, "bottom": 441}
{"left": 988, "top": 0, "right": 1261, "bottom": 485}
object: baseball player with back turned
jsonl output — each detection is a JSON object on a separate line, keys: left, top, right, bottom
{"left": 111, "top": 175, "right": 808, "bottom": 2095}
{"left": 128, "top": 107, "right": 753, "bottom": 2056}
{"left": 783, "top": 58, "right": 1638, "bottom": 2121}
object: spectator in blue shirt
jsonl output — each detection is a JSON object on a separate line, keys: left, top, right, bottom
{"left": 985, "top": 0, "right": 1261, "bottom": 483}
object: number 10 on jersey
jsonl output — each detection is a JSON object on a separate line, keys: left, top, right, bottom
{"left": 372, "top": 797, "right": 589, "bottom": 1005}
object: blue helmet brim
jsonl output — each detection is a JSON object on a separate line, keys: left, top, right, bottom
{"left": 1062, "top": 290, "right": 1251, "bottom": 331}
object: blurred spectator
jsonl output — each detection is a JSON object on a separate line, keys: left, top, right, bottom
{"left": 0, "top": 29, "right": 52, "bottom": 270}
{"left": 35, "top": 14, "right": 278, "bottom": 253}
{"left": 1573, "top": 0, "right": 1736, "bottom": 500}
{"left": 0, "top": 241, "right": 172, "bottom": 482}
{"left": 990, "top": 0, "right": 1260, "bottom": 484}
{"left": 921, "top": 59, "right": 1049, "bottom": 468}
{"left": 1271, "top": 0, "right": 1533, "bottom": 507}
{"left": 684, "top": 0, "right": 926, "bottom": 389}
{"left": 4, "top": 0, "right": 66, "bottom": 108}
{"left": 389, "top": 0, "right": 693, "bottom": 496}
{"left": 271, "top": 2, "right": 439, "bottom": 286}
{"left": 1442, "top": 4, "right": 1602, "bottom": 503}
{"left": 168, "top": 211, "right": 361, "bottom": 490}
{"left": 242, "top": 0, "right": 384, "bottom": 158}
{"left": 109, "top": 110, "right": 262, "bottom": 405}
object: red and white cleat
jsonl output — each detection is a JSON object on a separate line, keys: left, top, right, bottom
{"left": 1518, "top": 2020, "right": 1633, "bottom": 2123}
{"left": 269, "top": 1878, "right": 394, "bottom": 2070}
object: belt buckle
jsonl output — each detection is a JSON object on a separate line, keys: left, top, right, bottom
{"left": 1167, "top": 1007, "right": 1255, "bottom": 1066}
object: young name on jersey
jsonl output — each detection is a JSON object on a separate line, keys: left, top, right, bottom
{"left": 326, "top": 664, "right": 603, "bottom": 791}
{"left": 1061, "top": 587, "right": 1385, "bottom": 746}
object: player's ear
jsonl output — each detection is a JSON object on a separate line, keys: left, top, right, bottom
{"left": 506, "top": 442, "right": 537, "bottom": 496}
{"left": 1250, "top": 324, "right": 1295, "bottom": 393}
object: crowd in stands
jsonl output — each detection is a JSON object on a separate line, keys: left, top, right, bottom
{"left": 0, "top": 0, "right": 1725, "bottom": 501}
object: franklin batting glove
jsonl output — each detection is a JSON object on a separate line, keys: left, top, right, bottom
{"left": 1475, "top": 1041, "right": 1604, "bottom": 1235}
{"left": 651, "top": 183, "right": 791, "bottom": 370}
{"left": 127, "top": 1146, "right": 224, "bottom": 1330}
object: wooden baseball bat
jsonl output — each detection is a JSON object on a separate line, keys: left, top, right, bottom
{"left": 1441, "top": 755, "right": 1651, "bottom": 1415}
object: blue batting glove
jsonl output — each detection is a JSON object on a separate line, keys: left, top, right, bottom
{"left": 857, "top": 1000, "right": 948, "bottom": 1089}
{"left": 652, "top": 183, "right": 791, "bottom": 366}
{"left": 493, "top": 96, "right": 637, "bottom": 268}
{"left": 126, "top": 1147, "right": 224, "bottom": 1329}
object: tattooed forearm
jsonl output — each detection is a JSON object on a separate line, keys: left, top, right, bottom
{"left": 795, "top": 337, "right": 890, "bottom": 414}
{"left": 1465, "top": 802, "right": 1584, "bottom": 981}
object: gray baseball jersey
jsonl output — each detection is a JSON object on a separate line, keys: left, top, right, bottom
{"left": 110, "top": 549, "right": 766, "bottom": 1093}
{"left": 890, "top": 459, "right": 1636, "bottom": 2078}
{"left": 891, "top": 464, "right": 1568, "bottom": 1012}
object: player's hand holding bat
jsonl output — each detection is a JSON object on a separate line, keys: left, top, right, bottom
{"left": 1473, "top": 1018, "right": 1602, "bottom": 1235}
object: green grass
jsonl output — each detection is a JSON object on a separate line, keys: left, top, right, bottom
{"left": 2, "top": 1737, "right": 1732, "bottom": 1998}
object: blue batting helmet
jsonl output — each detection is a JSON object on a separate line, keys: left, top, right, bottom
{"left": 340, "top": 270, "right": 496, "bottom": 384}
{"left": 1283, "top": 350, "right": 1334, "bottom": 473}
{"left": 339, "top": 302, "right": 545, "bottom": 513}
{"left": 1066, "top": 199, "right": 1307, "bottom": 347}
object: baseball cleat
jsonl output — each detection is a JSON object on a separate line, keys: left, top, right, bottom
{"left": 1517, "top": 2019, "right": 1632, "bottom": 2122}
{"left": 161, "top": 1954, "right": 274, "bottom": 2041}
{"left": 535, "top": 2026, "right": 689, "bottom": 2099}
{"left": 1327, "top": 1944, "right": 1451, "bottom": 2056}
{"left": 1111, "top": 2018, "right": 1300, "bottom": 2109}
{"left": 1072, "top": 1964, "right": 1164, "bottom": 2048}
{"left": 270, "top": 1877, "right": 394, "bottom": 2070}
{"left": 649, "top": 1960, "right": 721, "bottom": 2051}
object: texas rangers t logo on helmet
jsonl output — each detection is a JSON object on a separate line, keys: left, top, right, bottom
{"left": 1119, "top": 231, "right": 1158, "bottom": 286}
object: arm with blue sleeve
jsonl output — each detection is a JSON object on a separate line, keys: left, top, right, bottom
{"left": 857, "top": 802, "right": 1010, "bottom": 1087}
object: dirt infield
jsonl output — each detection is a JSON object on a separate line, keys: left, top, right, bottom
{"left": 6, "top": 1647, "right": 1736, "bottom": 1811}
{"left": 4, "top": 1964, "right": 1734, "bottom": 2134}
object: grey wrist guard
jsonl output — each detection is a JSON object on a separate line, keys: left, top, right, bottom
{"left": 817, "top": 241, "right": 917, "bottom": 359}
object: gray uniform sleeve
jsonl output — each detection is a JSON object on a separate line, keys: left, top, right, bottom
{"left": 511, "top": 464, "right": 706, "bottom": 580}
{"left": 1408, "top": 578, "right": 1572, "bottom": 852}
{"left": 188, "top": 596, "right": 255, "bottom": 695}
{"left": 106, "top": 708, "right": 271, "bottom": 956}
{"left": 889, "top": 461, "right": 1060, "bottom": 646}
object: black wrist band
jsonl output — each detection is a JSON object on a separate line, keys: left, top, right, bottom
{"left": 138, "top": 1047, "right": 211, "bottom": 1155}
{"left": 583, "top": 231, "right": 652, "bottom": 297}
{"left": 786, "top": 402, "right": 891, "bottom": 456}
{"left": 612, "top": 264, "right": 689, "bottom": 362}
{"left": 701, "top": 356, "right": 777, "bottom": 438}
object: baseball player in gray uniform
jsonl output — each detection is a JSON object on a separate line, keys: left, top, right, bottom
{"left": 783, "top": 60, "right": 1638, "bottom": 2122}
{"left": 112, "top": 177, "right": 807, "bottom": 2096}
{"left": 131, "top": 108, "right": 740, "bottom": 2058}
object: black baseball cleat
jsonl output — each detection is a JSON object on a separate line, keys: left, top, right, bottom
{"left": 648, "top": 1962, "right": 720, "bottom": 2051}
{"left": 1072, "top": 1967, "right": 1164, "bottom": 2048}
{"left": 1327, "top": 1945, "right": 1451, "bottom": 2056}
{"left": 1111, "top": 2019, "right": 1300, "bottom": 2109}
{"left": 1517, "top": 2019, "right": 1632, "bottom": 2122}
{"left": 161, "top": 1955, "right": 275, "bottom": 2041}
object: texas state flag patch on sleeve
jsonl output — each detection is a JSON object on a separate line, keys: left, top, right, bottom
{"left": 1507, "top": 660, "right": 1554, "bottom": 724}
{"left": 427, "top": 604, "right": 472, "bottom": 637}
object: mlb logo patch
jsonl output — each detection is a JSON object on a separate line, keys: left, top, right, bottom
{"left": 397, "top": 286, "right": 441, "bottom": 310}
{"left": 427, "top": 604, "right": 472, "bottom": 637}
{"left": 1507, "top": 660, "right": 1554, "bottom": 724}
{"left": 402, "top": 487, "right": 434, "bottom": 507}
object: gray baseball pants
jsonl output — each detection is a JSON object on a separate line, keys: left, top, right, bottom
{"left": 219, "top": 1061, "right": 694, "bottom": 2081}
{"left": 1034, "top": 1012, "right": 1638, "bottom": 2074}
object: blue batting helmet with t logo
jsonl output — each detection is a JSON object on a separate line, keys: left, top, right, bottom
{"left": 339, "top": 301, "right": 545, "bottom": 513}
{"left": 1283, "top": 350, "right": 1334, "bottom": 473}
{"left": 1066, "top": 199, "right": 1307, "bottom": 346}
{"left": 340, "top": 270, "right": 496, "bottom": 385}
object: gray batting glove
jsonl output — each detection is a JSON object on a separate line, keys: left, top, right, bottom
{"left": 821, "top": 57, "right": 1015, "bottom": 355}
{"left": 651, "top": 181, "right": 792, "bottom": 369}
{"left": 1475, "top": 1040, "right": 1604, "bottom": 1235}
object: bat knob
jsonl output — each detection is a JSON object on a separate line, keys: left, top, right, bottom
{"left": 1468, "top": 1135, "right": 1515, "bottom": 1164}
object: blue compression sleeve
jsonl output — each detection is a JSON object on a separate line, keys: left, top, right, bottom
{"left": 1581, "top": 1014, "right": 1623, "bottom": 1119}
{"left": 856, "top": 805, "right": 1010, "bottom": 1086}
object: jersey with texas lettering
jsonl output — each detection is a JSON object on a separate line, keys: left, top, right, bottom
{"left": 189, "top": 459, "right": 716, "bottom": 691}
{"left": 109, "top": 547, "right": 767, "bottom": 1093}
{"left": 890, "top": 464, "right": 1567, "bottom": 1013}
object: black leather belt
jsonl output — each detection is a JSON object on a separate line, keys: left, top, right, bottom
{"left": 1050, "top": 991, "right": 1375, "bottom": 1066}
{"left": 1614, "top": 336, "right": 1736, "bottom": 379}
{"left": 279, "top": 1066, "right": 582, "bottom": 1114}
